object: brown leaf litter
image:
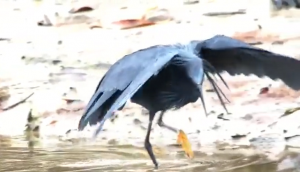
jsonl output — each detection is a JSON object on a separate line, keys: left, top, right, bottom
{"left": 89, "top": 6, "right": 172, "bottom": 30}
{"left": 69, "top": 6, "right": 94, "bottom": 14}
{"left": 232, "top": 24, "right": 300, "bottom": 45}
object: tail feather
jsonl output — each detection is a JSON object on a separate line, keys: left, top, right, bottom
{"left": 78, "top": 90, "right": 126, "bottom": 131}
{"left": 78, "top": 91, "right": 114, "bottom": 130}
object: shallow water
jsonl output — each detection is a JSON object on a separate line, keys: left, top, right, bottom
{"left": 0, "top": 137, "right": 300, "bottom": 172}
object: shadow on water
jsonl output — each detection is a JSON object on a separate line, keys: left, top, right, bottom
{"left": 1, "top": 136, "right": 300, "bottom": 172}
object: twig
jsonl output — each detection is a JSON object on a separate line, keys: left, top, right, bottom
{"left": 1, "top": 92, "right": 34, "bottom": 111}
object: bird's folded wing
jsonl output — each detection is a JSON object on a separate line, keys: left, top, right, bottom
{"left": 80, "top": 77, "right": 105, "bottom": 118}
{"left": 78, "top": 90, "right": 116, "bottom": 130}
{"left": 92, "top": 48, "right": 180, "bottom": 137}
{"left": 79, "top": 45, "right": 180, "bottom": 132}
{"left": 98, "top": 45, "right": 172, "bottom": 92}
{"left": 194, "top": 35, "right": 300, "bottom": 90}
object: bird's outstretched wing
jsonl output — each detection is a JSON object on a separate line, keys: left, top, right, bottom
{"left": 273, "top": 0, "right": 299, "bottom": 9}
{"left": 78, "top": 45, "right": 188, "bottom": 135}
{"left": 193, "top": 35, "right": 300, "bottom": 90}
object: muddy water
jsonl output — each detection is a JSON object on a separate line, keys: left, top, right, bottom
{"left": 1, "top": 137, "right": 299, "bottom": 172}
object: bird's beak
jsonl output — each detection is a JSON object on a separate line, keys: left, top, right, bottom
{"left": 198, "top": 85, "right": 208, "bottom": 116}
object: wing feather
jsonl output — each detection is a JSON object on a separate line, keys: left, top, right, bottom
{"left": 92, "top": 49, "right": 184, "bottom": 138}
{"left": 99, "top": 45, "right": 172, "bottom": 92}
{"left": 78, "top": 45, "right": 174, "bottom": 130}
{"left": 78, "top": 45, "right": 183, "bottom": 136}
{"left": 194, "top": 35, "right": 300, "bottom": 90}
{"left": 78, "top": 90, "right": 117, "bottom": 130}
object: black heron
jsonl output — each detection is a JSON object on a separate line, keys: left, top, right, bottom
{"left": 78, "top": 35, "right": 300, "bottom": 168}
{"left": 272, "top": 0, "right": 300, "bottom": 9}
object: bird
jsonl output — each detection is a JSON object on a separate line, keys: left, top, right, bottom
{"left": 78, "top": 35, "right": 300, "bottom": 168}
{"left": 272, "top": 0, "right": 300, "bottom": 9}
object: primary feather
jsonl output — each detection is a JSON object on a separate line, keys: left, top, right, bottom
{"left": 191, "top": 35, "right": 300, "bottom": 90}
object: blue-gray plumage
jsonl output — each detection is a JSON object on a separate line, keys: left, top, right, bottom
{"left": 191, "top": 35, "right": 300, "bottom": 91}
{"left": 272, "top": 0, "right": 300, "bottom": 9}
{"left": 78, "top": 44, "right": 220, "bottom": 168}
{"left": 78, "top": 35, "right": 300, "bottom": 168}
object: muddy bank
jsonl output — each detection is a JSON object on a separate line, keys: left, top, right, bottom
{"left": 2, "top": 70, "right": 300, "bottom": 160}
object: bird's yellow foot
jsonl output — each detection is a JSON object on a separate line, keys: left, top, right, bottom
{"left": 177, "top": 130, "right": 194, "bottom": 159}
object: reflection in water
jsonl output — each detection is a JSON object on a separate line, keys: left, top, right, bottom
{"left": 1, "top": 136, "right": 300, "bottom": 172}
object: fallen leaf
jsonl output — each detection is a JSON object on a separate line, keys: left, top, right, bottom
{"left": 259, "top": 87, "right": 269, "bottom": 95}
{"left": 281, "top": 107, "right": 300, "bottom": 118}
{"left": 90, "top": 6, "right": 171, "bottom": 30}
{"left": 62, "top": 87, "right": 81, "bottom": 103}
{"left": 111, "top": 19, "right": 154, "bottom": 30}
{"left": 69, "top": 6, "right": 93, "bottom": 14}
{"left": 47, "top": 120, "right": 57, "bottom": 126}
{"left": 232, "top": 26, "right": 280, "bottom": 44}
{"left": 91, "top": 18, "right": 155, "bottom": 30}
{"left": 177, "top": 130, "right": 194, "bottom": 159}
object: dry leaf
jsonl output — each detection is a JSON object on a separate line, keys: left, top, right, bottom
{"left": 281, "top": 107, "right": 300, "bottom": 118}
{"left": 232, "top": 28, "right": 280, "bottom": 43}
{"left": 90, "top": 6, "right": 171, "bottom": 30}
{"left": 111, "top": 18, "right": 155, "bottom": 30}
{"left": 69, "top": 6, "right": 93, "bottom": 14}
{"left": 259, "top": 87, "right": 269, "bottom": 95}
{"left": 91, "top": 18, "right": 155, "bottom": 30}
{"left": 177, "top": 130, "right": 194, "bottom": 159}
{"left": 231, "top": 27, "right": 300, "bottom": 44}
{"left": 62, "top": 87, "right": 80, "bottom": 103}
{"left": 46, "top": 120, "right": 57, "bottom": 126}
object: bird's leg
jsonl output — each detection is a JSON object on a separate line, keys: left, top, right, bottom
{"left": 157, "top": 111, "right": 178, "bottom": 133}
{"left": 145, "top": 111, "right": 158, "bottom": 169}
